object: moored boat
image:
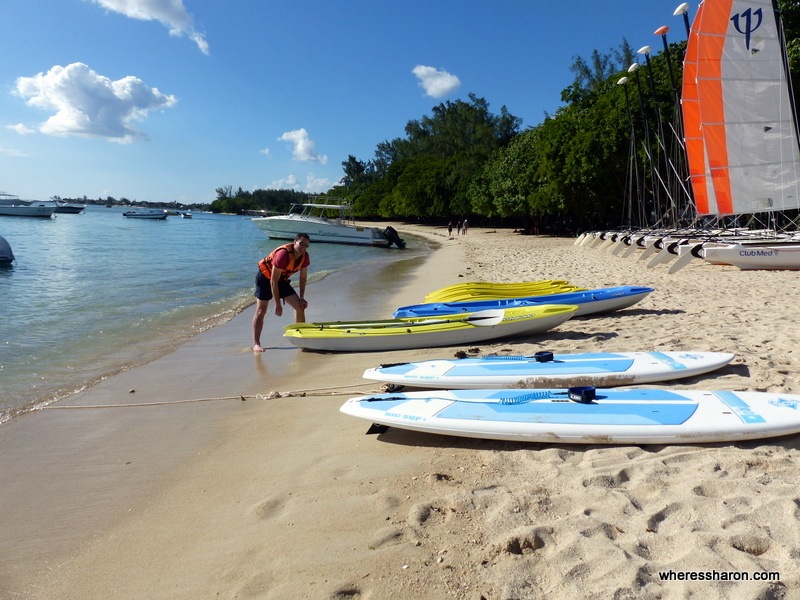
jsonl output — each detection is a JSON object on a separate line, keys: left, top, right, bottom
{"left": 0, "top": 235, "right": 14, "bottom": 264}
{"left": 0, "top": 193, "right": 56, "bottom": 218}
{"left": 53, "top": 200, "right": 86, "bottom": 214}
{"left": 253, "top": 200, "right": 404, "bottom": 248}
{"left": 122, "top": 210, "right": 168, "bottom": 220}
{"left": 283, "top": 305, "right": 578, "bottom": 352}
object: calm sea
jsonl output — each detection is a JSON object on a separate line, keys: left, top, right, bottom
{"left": 0, "top": 206, "right": 428, "bottom": 423}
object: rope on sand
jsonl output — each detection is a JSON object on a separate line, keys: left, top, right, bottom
{"left": 38, "top": 382, "right": 380, "bottom": 411}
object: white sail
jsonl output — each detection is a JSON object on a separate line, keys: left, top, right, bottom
{"left": 686, "top": 0, "right": 800, "bottom": 216}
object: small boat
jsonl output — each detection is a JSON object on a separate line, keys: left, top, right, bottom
{"left": 423, "top": 280, "right": 582, "bottom": 303}
{"left": 0, "top": 235, "right": 15, "bottom": 265}
{"left": 393, "top": 286, "right": 654, "bottom": 319}
{"left": 363, "top": 351, "right": 735, "bottom": 389}
{"left": 122, "top": 210, "right": 168, "bottom": 220}
{"left": 252, "top": 200, "right": 405, "bottom": 248}
{"left": 180, "top": 212, "right": 192, "bottom": 219}
{"left": 0, "top": 193, "right": 56, "bottom": 218}
{"left": 340, "top": 388, "right": 800, "bottom": 444}
{"left": 283, "top": 305, "right": 578, "bottom": 353}
{"left": 53, "top": 200, "right": 86, "bottom": 214}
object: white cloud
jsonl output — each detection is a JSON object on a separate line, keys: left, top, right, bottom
{"left": 269, "top": 174, "right": 299, "bottom": 190}
{"left": 260, "top": 147, "right": 270, "bottom": 156}
{"left": 269, "top": 173, "right": 332, "bottom": 194}
{"left": 278, "top": 128, "right": 328, "bottom": 164}
{"left": 0, "top": 147, "right": 29, "bottom": 157}
{"left": 6, "top": 123, "right": 35, "bottom": 135}
{"left": 13, "top": 63, "right": 177, "bottom": 143}
{"left": 89, "top": 0, "right": 209, "bottom": 54}
{"left": 304, "top": 173, "right": 332, "bottom": 193}
{"left": 412, "top": 65, "right": 461, "bottom": 98}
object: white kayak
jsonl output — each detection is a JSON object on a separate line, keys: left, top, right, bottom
{"left": 340, "top": 388, "right": 800, "bottom": 444}
{"left": 363, "top": 351, "right": 735, "bottom": 389}
{"left": 283, "top": 305, "right": 577, "bottom": 353}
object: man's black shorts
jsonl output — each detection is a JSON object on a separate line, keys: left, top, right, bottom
{"left": 254, "top": 272, "right": 297, "bottom": 301}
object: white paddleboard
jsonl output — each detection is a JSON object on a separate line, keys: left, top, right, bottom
{"left": 340, "top": 388, "right": 800, "bottom": 444}
{"left": 363, "top": 351, "right": 735, "bottom": 389}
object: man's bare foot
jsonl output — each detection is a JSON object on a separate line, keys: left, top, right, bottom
{"left": 253, "top": 344, "right": 265, "bottom": 353}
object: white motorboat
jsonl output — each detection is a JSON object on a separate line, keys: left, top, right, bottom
{"left": 0, "top": 235, "right": 14, "bottom": 264}
{"left": 0, "top": 193, "right": 56, "bottom": 218}
{"left": 53, "top": 200, "right": 86, "bottom": 214}
{"left": 252, "top": 201, "right": 405, "bottom": 247}
{"left": 122, "top": 210, "right": 168, "bottom": 220}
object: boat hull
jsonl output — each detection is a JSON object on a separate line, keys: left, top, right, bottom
{"left": 283, "top": 305, "right": 577, "bottom": 352}
{"left": 0, "top": 204, "right": 56, "bottom": 218}
{"left": 0, "top": 235, "right": 14, "bottom": 264}
{"left": 123, "top": 211, "right": 168, "bottom": 220}
{"left": 54, "top": 203, "right": 86, "bottom": 214}
{"left": 700, "top": 242, "right": 800, "bottom": 270}
{"left": 253, "top": 214, "right": 390, "bottom": 246}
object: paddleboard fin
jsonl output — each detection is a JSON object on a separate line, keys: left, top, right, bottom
{"left": 366, "top": 423, "right": 390, "bottom": 435}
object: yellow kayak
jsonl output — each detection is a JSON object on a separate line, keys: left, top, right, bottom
{"left": 423, "top": 280, "right": 584, "bottom": 303}
{"left": 283, "top": 305, "right": 578, "bottom": 352}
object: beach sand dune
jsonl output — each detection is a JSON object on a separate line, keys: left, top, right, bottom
{"left": 2, "top": 226, "right": 799, "bottom": 599}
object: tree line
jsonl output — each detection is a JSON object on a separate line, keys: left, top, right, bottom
{"left": 214, "top": 2, "right": 800, "bottom": 234}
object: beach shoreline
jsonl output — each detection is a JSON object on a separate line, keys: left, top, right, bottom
{"left": 2, "top": 224, "right": 799, "bottom": 599}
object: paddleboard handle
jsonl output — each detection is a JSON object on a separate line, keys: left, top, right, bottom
{"left": 569, "top": 386, "right": 596, "bottom": 403}
{"left": 534, "top": 351, "right": 554, "bottom": 362}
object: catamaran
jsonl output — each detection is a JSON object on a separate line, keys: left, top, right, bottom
{"left": 580, "top": 1, "right": 800, "bottom": 271}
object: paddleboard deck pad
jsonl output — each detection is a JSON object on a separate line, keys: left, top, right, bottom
{"left": 363, "top": 351, "right": 735, "bottom": 389}
{"left": 340, "top": 388, "right": 800, "bottom": 444}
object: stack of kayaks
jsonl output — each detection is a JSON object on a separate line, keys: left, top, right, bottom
{"left": 393, "top": 285, "right": 654, "bottom": 318}
{"left": 328, "top": 280, "right": 800, "bottom": 445}
{"left": 423, "top": 280, "right": 583, "bottom": 303}
{"left": 283, "top": 305, "right": 578, "bottom": 352}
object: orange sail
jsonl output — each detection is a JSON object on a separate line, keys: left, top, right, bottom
{"left": 684, "top": 0, "right": 800, "bottom": 216}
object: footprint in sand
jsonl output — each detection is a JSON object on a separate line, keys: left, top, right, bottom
{"left": 250, "top": 495, "right": 288, "bottom": 520}
{"left": 408, "top": 502, "right": 435, "bottom": 526}
{"left": 330, "top": 585, "right": 365, "bottom": 599}
{"left": 368, "top": 526, "right": 403, "bottom": 550}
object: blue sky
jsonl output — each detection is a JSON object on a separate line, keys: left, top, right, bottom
{"left": 1, "top": 0, "right": 692, "bottom": 205}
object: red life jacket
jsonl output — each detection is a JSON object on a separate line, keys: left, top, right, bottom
{"left": 258, "top": 243, "right": 306, "bottom": 281}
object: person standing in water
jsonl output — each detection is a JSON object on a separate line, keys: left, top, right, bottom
{"left": 252, "top": 233, "right": 310, "bottom": 353}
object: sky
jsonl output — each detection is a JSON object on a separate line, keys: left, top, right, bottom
{"left": 0, "top": 0, "right": 695, "bottom": 205}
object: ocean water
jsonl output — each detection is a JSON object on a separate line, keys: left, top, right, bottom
{"left": 0, "top": 206, "right": 427, "bottom": 423}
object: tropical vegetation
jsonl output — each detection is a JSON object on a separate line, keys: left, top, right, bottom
{"left": 209, "top": 2, "right": 800, "bottom": 234}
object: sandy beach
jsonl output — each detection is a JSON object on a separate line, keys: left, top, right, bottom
{"left": 2, "top": 224, "right": 799, "bottom": 599}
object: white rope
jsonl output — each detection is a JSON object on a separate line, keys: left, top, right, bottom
{"left": 38, "top": 382, "right": 379, "bottom": 410}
